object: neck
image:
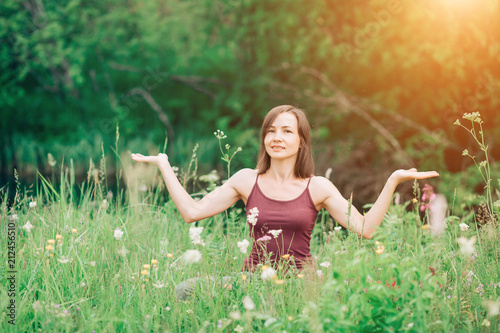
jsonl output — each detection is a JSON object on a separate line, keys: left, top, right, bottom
{"left": 267, "top": 159, "right": 296, "bottom": 183}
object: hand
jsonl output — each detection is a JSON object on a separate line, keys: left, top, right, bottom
{"left": 390, "top": 168, "right": 439, "bottom": 185}
{"left": 131, "top": 153, "right": 169, "bottom": 166}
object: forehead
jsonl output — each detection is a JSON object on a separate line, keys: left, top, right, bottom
{"left": 270, "top": 112, "right": 298, "bottom": 128}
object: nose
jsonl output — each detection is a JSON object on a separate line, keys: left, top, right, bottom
{"left": 272, "top": 129, "right": 284, "bottom": 141}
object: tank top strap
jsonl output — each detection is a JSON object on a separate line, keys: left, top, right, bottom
{"left": 306, "top": 175, "right": 313, "bottom": 188}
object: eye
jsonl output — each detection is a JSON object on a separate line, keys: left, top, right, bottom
{"left": 267, "top": 129, "right": 275, "bottom": 133}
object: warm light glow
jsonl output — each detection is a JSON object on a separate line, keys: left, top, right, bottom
{"left": 440, "top": 0, "right": 483, "bottom": 8}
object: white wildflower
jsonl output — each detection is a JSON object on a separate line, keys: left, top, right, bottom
{"left": 229, "top": 311, "right": 241, "bottom": 320}
{"left": 214, "top": 129, "right": 227, "bottom": 139}
{"left": 169, "top": 166, "right": 179, "bottom": 178}
{"left": 165, "top": 306, "right": 171, "bottom": 311}
{"left": 80, "top": 282, "right": 86, "bottom": 288}
{"left": 261, "top": 267, "right": 277, "bottom": 281}
{"left": 116, "top": 245, "right": 129, "bottom": 257}
{"left": 182, "top": 249, "right": 202, "bottom": 264}
{"left": 334, "top": 226, "right": 342, "bottom": 231}
{"left": 9, "top": 214, "right": 18, "bottom": 222}
{"left": 483, "top": 300, "right": 500, "bottom": 318}
{"left": 247, "top": 207, "right": 259, "bottom": 226}
{"left": 139, "top": 184, "right": 148, "bottom": 192}
{"left": 457, "top": 236, "right": 476, "bottom": 256}
{"left": 237, "top": 239, "right": 250, "bottom": 254}
{"left": 114, "top": 228, "right": 124, "bottom": 240}
{"left": 316, "top": 270, "right": 323, "bottom": 278}
{"left": 47, "top": 153, "right": 57, "bottom": 167}
{"left": 189, "top": 226, "right": 205, "bottom": 246}
{"left": 319, "top": 261, "right": 331, "bottom": 268}
{"left": 29, "top": 201, "right": 37, "bottom": 208}
{"left": 89, "top": 261, "right": 96, "bottom": 267}
{"left": 152, "top": 282, "right": 167, "bottom": 289}
{"left": 234, "top": 325, "right": 244, "bottom": 332}
{"left": 199, "top": 170, "right": 219, "bottom": 183}
{"left": 268, "top": 229, "right": 282, "bottom": 238}
{"left": 22, "top": 221, "right": 34, "bottom": 232}
{"left": 459, "top": 223, "right": 469, "bottom": 231}
{"left": 100, "top": 199, "right": 109, "bottom": 210}
{"left": 242, "top": 295, "right": 255, "bottom": 311}
{"left": 57, "top": 257, "right": 72, "bottom": 264}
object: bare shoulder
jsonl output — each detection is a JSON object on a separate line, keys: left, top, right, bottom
{"left": 310, "top": 176, "right": 337, "bottom": 192}
{"left": 309, "top": 176, "right": 342, "bottom": 204}
{"left": 230, "top": 168, "right": 258, "bottom": 182}
{"left": 226, "top": 168, "right": 258, "bottom": 200}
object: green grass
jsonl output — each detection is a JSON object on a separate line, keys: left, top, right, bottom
{"left": 1, "top": 161, "right": 499, "bottom": 332}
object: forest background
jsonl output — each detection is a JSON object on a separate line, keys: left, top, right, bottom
{"left": 2, "top": 0, "right": 500, "bottom": 206}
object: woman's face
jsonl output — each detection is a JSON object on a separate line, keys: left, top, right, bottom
{"left": 264, "top": 112, "right": 301, "bottom": 161}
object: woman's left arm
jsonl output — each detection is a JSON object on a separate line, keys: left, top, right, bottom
{"left": 318, "top": 168, "right": 439, "bottom": 239}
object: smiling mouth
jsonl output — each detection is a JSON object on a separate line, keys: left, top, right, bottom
{"left": 271, "top": 146, "right": 285, "bottom": 151}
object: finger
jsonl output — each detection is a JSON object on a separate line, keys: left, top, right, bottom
{"left": 416, "top": 171, "right": 439, "bottom": 178}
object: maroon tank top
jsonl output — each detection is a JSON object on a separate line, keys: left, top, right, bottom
{"left": 243, "top": 174, "right": 319, "bottom": 272}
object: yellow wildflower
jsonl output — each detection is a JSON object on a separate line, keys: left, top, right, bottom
{"left": 412, "top": 198, "right": 418, "bottom": 204}
{"left": 375, "top": 246, "right": 384, "bottom": 254}
{"left": 282, "top": 254, "right": 290, "bottom": 259}
{"left": 48, "top": 239, "right": 55, "bottom": 245}
{"left": 166, "top": 253, "right": 173, "bottom": 258}
{"left": 273, "top": 277, "right": 285, "bottom": 285}
{"left": 422, "top": 225, "right": 429, "bottom": 230}
{"left": 45, "top": 245, "right": 54, "bottom": 251}
{"left": 297, "top": 274, "right": 304, "bottom": 279}
{"left": 143, "top": 264, "right": 151, "bottom": 270}
{"left": 242, "top": 274, "right": 247, "bottom": 281}
{"left": 140, "top": 270, "right": 149, "bottom": 276}
{"left": 71, "top": 229, "right": 78, "bottom": 233}
{"left": 151, "top": 259, "right": 158, "bottom": 265}
{"left": 261, "top": 265, "right": 270, "bottom": 271}
{"left": 56, "top": 234, "right": 63, "bottom": 240}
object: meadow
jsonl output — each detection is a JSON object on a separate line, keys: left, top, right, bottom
{"left": 1, "top": 114, "right": 500, "bottom": 332}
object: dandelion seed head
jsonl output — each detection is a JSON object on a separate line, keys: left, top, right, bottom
{"left": 182, "top": 249, "right": 202, "bottom": 264}
{"left": 457, "top": 236, "right": 476, "bottom": 256}
{"left": 261, "top": 266, "right": 277, "bottom": 280}
{"left": 242, "top": 295, "right": 255, "bottom": 311}
{"left": 319, "top": 261, "right": 331, "bottom": 268}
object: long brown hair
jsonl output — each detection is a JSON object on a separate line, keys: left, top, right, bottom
{"left": 256, "top": 105, "right": 314, "bottom": 179}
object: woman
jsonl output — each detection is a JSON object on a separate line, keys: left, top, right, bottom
{"left": 131, "top": 105, "right": 439, "bottom": 295}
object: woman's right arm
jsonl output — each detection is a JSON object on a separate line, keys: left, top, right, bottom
{"left": 131, "top": 153, "right": 242, "bottom": 223}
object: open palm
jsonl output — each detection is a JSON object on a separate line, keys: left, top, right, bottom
{"left": 392, "top": 168, "right": 439, "bottom": 184}
{"left": 131, "top": 153, "right": 168, "bottom": 166}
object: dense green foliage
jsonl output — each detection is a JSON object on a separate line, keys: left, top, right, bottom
{"left": 2, "top": 0, "right": 500, "bottom": 200}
